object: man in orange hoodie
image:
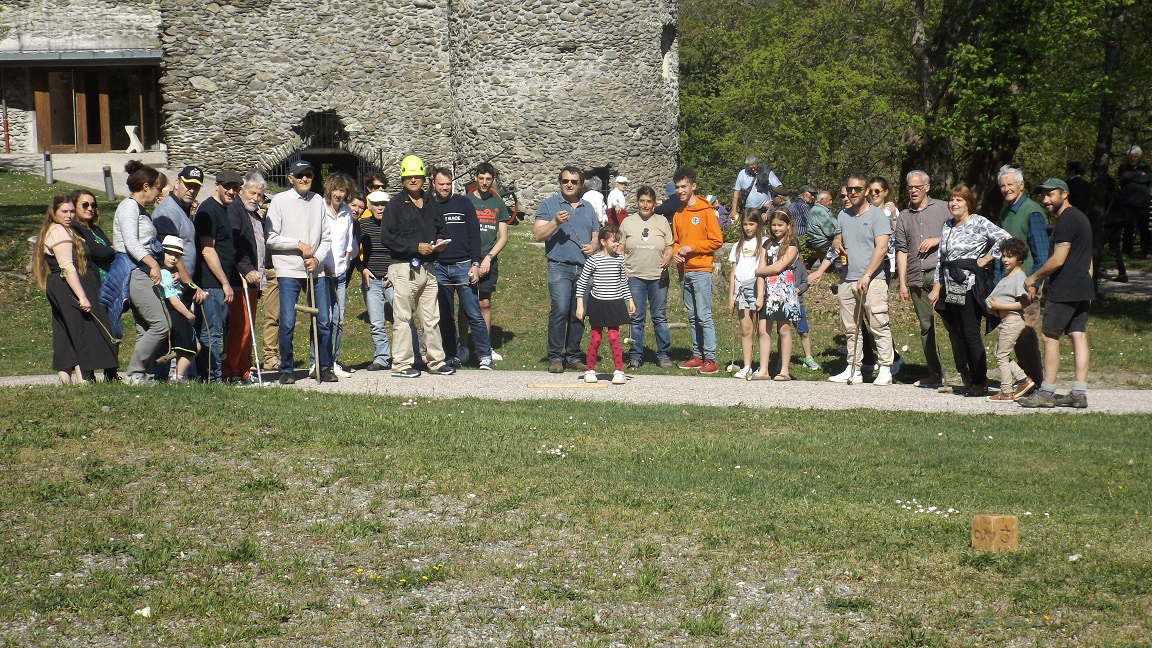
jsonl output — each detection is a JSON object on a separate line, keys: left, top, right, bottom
{"left": 671, "top": 167, "right": 724, "bottom": 373}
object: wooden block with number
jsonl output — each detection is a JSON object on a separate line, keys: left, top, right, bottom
{"left": 971, "top": 514, "right": 1019, "bottom": 551}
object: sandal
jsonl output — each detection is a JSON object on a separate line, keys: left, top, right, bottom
{"left": 749, "top": 373, "right": 772, "bottom": 380}
{"left": 773, "top": 374, "right": 792, "bottom": 381}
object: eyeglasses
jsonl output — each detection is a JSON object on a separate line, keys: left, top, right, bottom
{"left": 845, "top": 186, "right": 865, "bottom": 194}
{"left": 907, "top": 184, "right": 927, "bottom": 191}
{"left": 561, "top": 178, "right": 581, "bottom": 185}
{"left": 867, "top": 189, "right": 884, "bottom": 196}
{"left": 80, "top": 202, "right": 95, "bottom": 209}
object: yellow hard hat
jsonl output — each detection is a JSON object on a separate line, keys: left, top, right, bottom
{"left": 399, "top": 155, "right": 426, "bottom": 178}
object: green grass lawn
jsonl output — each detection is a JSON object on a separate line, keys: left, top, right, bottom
{"left": 0, "top": 387, "right": 1149, "bottom": 644}
{"left": 3, "top": 169, "right": 1152, "bottom": 385}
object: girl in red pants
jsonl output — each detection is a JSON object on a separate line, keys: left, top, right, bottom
{"left": 575, "top": 225, "right": 636, "bottom": 384}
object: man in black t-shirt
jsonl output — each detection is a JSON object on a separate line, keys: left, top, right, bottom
{"left": 193, "top": 169, "right": 241, "bottom": 383}
{"left": 1019, "top": 178, "right": 1094, "bottom": 409}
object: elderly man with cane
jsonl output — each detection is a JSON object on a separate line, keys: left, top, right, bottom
{"left": 266, "top": 160, "right": 335, "bottom": 384}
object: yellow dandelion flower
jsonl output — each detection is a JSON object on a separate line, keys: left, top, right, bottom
{"left": 356, "top": 568, "right": 364, "bottom": 573}
{"left": 1044, "top": 616, "right": 1050, "bottom": 620}
{"left": 422, "top": 576, "right": 428, "bottom": 580}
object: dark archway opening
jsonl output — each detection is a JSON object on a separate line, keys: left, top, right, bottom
{"left": 265, "top": 110, "right": 383, "bottom": 195}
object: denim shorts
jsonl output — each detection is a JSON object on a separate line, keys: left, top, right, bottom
{"left": 733, "top": 279, "right": 757, "bottom": 310}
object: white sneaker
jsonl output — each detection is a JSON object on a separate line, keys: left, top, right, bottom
{"left": 890, "top": 355, "right": 904, "bottom": 377}
{"left": 828, "top": 367, "right": 863, "bottom": 383}
{"left": 734, "top": 365, "right": 751, "bottom": 379}
{"left": 308, "top": 363, "right": 316, "bottom": 375}
{"left": 873, "top": 366, "right": 893, "bottom": 386}
{"left": 490, "top": 350, "right": 503, "bottom": 361}
{"left": 584, "top": 370, "right": 598, "bottom": 384}
{"left": 612, "top": 370, "right": 626, "bottom": 385}
{"left": 334, "top": 365, "right": 352, "bottom": 378}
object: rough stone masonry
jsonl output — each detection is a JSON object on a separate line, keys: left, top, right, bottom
{"left": 1, "top": 0, "right": 678, "bottom": 202}
{"left": 162, "top": 0, "right": 680, "bottom": 202}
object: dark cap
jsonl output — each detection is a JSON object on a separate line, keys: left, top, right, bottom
{"left": 1036, "top": 178, "right": 1069, "bottom": 192}
{"left": 288, "top": 160, "right": 313, "bottom": 177}
{"left": 799, "top": 184, "right": 817, "bottom": 195}
{"left": 178, "top": 166, "right": 204, "bottom": 186}
{"left": 215, "top": 169, "right": 243, "bottom": 187}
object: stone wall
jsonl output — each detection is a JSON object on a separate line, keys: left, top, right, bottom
{"left": 159, "top": 0, "right": 679, "bottom": 204}
{"left": 0, "top": 0, "right": 161, "bottom": 52}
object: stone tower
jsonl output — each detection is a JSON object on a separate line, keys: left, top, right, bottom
{"left": 159, "top": 0, "right": 679, "bottom": 202}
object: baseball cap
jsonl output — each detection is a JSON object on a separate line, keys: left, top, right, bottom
{"left": 367, "top": 190, "right": 389, "bottom": 203}
{"left": 799, "top": 184, "right": 817, "bottom": 195}
{"left": 770, "top": 185, "right": 791, "bottom": 197}
{"left": 616, "top": 175, "right": 629, "bottom": 184}
{"left": 177, "top": 166, "right": 204, "bottom": 186}
{"left": 215, "top": 169, "right": 243, "bottom": 187}
{"left": 288, "top": 160, "right": 313, "bottom": 177}
{"left": 161, "top": 235, "right": 185, "bottom": 256}
{"left": 1036, "top": 178, "right": 1069, "bottom": 192}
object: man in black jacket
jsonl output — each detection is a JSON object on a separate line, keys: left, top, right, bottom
{"left": 223, "top": 171, "right": 266, "bottom": 384}
{"left": 381, "top": 155, "right": 455, "bottom": 378}
{"left": 1118, "top": 146, "right": 1152, "bottom": 258}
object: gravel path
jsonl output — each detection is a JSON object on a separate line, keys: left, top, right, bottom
{"left": 7, "top": 368, "right": 1151, "bottom": 415}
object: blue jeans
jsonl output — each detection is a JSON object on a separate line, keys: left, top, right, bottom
{"left": 627, "top": 275, "right": 671, "bottom": 361}
{"left": 434, "top": 260, "right": 492, "bottom": 360}
{"left": 195, "top": 287, "right": 227, "bottom": 382}
{"left": 279, "top": 275, "right": 333, "bottom": 374}
{"left": 309, "top": 274, "right": 344, "bottom": 368}
{"left": 681, "top": 271, "right": 716, "bottom": 361}
{"left": 546, "top": 260, "right": 586, "bottom": 364}
{"left": 362, "top": 276, "right": 393, "bottom": 366}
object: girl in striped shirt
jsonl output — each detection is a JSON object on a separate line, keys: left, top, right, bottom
{"left": 576, "top": 226, "right": 636, "bottom": 384}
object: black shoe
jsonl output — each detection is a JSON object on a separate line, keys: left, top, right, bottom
{"left": 279, "top": 373, "right": 295, "bottom": 385}
{"left": 965, "top": 384, "right": 988, "bottom": 397}
{"left": 1114, "top": 275, "right": 1129, "bottom": 283}
{"left": 391, "top": 367, "right": 420, "bottom": 378}
{"left": 366, "top": 361, "right": 390, "bottom": 371}
{"left": 431, "top": 364, "right": 456, "bottom": 376}
{"left": 319, "top": 369, "right": 338, "bottom": 383}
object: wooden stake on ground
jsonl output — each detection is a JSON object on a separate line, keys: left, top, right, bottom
{"left": 971, "top": 514, "right": 1019, "bottom": 551}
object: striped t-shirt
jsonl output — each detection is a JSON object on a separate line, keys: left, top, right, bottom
{"left": 576, "top": 253, "right": 631, "bottom": 301}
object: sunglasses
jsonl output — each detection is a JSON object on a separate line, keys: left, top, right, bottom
{"left": 561, "top": 178, "right": 581, "bottom": 185}
{"left": 80, "top": 202, "right": 96, "bottom": 209}
{"left": 296, "top": 173, "right": 314, "bottom": 179}
{"left": 845, "top": 186, "right": 866, "bottom": 194}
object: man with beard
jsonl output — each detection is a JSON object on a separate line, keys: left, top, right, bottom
{"left": 223, "top": 171, "right": 266, "bottom": 384}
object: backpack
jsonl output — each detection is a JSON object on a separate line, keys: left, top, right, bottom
{"left": 755, "top": 166, "right": 774, "bottom": 195}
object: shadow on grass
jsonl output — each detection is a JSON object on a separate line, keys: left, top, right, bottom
{"left": 1089, "top": 292, "right": 1152, "bottom": 325}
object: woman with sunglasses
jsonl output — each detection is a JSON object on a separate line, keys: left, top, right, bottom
{"left": 69, "top": 190, "right": 116, "bottom": 284}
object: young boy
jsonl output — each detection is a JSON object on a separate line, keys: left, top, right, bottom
{"left": 159, "top": 236, "right": 199, "bottom": 384}
{"left": 985, "top": 238, "right": 1036, "bottom": 401}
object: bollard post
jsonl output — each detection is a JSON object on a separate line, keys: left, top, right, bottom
{"left": 43, "top": 152, "right": 54, "bottom": 185}
{"left": 103, "top": 165, "right": 116, "bottom": 201}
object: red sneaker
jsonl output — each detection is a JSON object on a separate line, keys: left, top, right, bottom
{"left": 678, "top": 356, "right": 704, "bottom": 370}
{"left": 699, "top": 360, "right": 720, "bottom": 374}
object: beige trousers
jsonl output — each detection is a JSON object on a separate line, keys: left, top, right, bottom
{"left": 260, "top": 268, "right": 280, "bottom": 369}
{"left": 994, "top": 313, "right": 1028, "bottom": 390}
{"left": 837, "top": 276, "right": 894, "bottom": 369}
{"left": 389, "top": 261, "right": 446, "bottom": 371}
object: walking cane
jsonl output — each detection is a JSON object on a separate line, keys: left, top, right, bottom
{"left": 240, "top": 275, "right": 263, "bottom": 385}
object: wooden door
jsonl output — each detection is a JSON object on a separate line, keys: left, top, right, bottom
{"left": 76, "top": 68, "right": 110, "bottom": 153}
{"left": 33, "top": 69, "right": 78, "bottom": 153}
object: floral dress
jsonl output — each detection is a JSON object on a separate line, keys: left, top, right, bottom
{"left": 761, "top": 239, "right": 801, "bottom": 321}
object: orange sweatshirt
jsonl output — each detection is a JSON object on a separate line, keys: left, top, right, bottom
{"left": 672, "top": 195, "right": 723, "bottom": 272}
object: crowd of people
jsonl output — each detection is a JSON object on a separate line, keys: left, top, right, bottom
{"left": 35, "top": 148, "right": 1124, "bottom": 407}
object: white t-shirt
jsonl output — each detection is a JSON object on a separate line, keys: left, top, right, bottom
{"left": 584, "top": 190, "right": 607, "bottom": 223}
{"left": 607, "top": 187, "right": 626, "bottom": 210}
{"left": 728, "top": 237, "right": 761, "bottom": 284}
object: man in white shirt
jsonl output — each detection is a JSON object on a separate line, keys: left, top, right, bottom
{"left": 607, "top": 175, "right": 628, "bottom": 225}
